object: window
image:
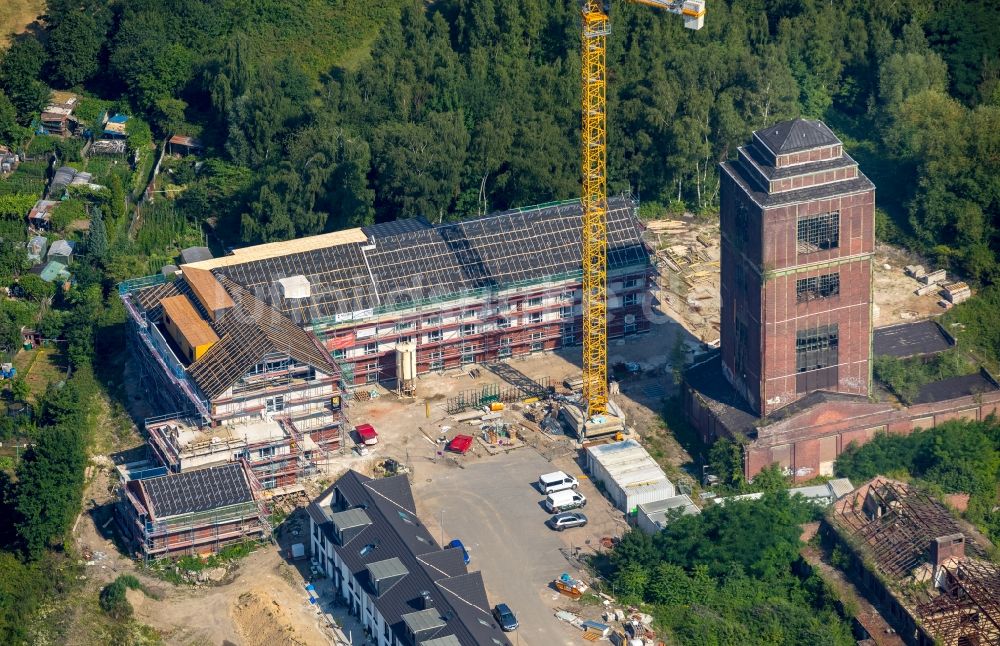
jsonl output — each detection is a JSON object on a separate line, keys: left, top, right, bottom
{"left": 498, "top": 337, "right": 512, "bottom": 347}
{"left": 461, "top": 354, "right": 475, "bottom": 365}
{"left": 497, "top": 347, "right": 512, "bottom": 358}
{"left": 797, "top": 212, "right": 840, "bottom": 253}
{"left": 265, "top": 396, "right": 284, "bottom": 413}
{"left": 497, "top": 317, "right": 511, "bottom": 329}
{"left": 734, "top": 318, "right": 749, "bottom": 379}
{"left": 427, "top": 329, "right": 442, "bottom": 342}
{"left": 258, "top": 446, "right": 276, "bottom": 459}
{"left": 526, "top": 296, "right": 543, "bottom": 308}
{"left": 365, "top": 372, "right": 378, "bottom": 384}
{"left": 428, "top": 351, "right": 443, "bottom": 370}
{"left": 423, "top": 315, "right": 442, "bottom": 327}
{"left": 531, "top": 342, "right": 543, "bottom": 352}
{"left": 734, "top": 202, "right": 750, "bottom": 249}
{"left": 796, "top": 272, "right": 840, "bottom": 302}
{"left": 461, "top": 310, "right": 478, "bottom": 320}
{"left": 623, "top": 323, "right": 637, "bottom": 335}
{"left": 530, "top": 331, "right": 544, "bottom": 341}
{"left": 623, "top": 294, "right": 639, "bottom": 307}
{"left": 363, "top": 362, "right": 378, "bottom": 373}
{"left": 735, "top": 263, "right": 748, "bottom": 296}
{"left": 261, "top": 477, "right": 276, "bottom": 489}
{"left": 462, "top": 324, "right": 477, "bottom": 336}
{"left": 332, "top": 348, "right": 345, "bottom": 360}
{"left": 560, "top": 306, "right": 573, "bottom": 319}
{"left": 397, "top": 335, "right": 413, "bottom": 344}
{"left": 560, "top": 290, "right": 574, "bottom": 301}
{"left": 623, "top": 278, "right": 639, "bottom": 289}
{"left": 796, "top": 325, "right": 839, "bottom": 372}
{"left": 363, "top": 342, "right": 377, "bottom": 355}
{"left": 529, "top": 312, "right": 542, "bottom": 324}
{"left": 394, "top": 321, "right": 414, "bottom": 332}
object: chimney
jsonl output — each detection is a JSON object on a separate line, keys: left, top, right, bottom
{"left": 931, "top": 533, "right": 965, "bottom": 568}
{"left": 418, "top": 591, "right": 432, "bottom": 609}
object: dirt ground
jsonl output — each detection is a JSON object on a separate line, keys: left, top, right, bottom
{"left": 645, "top": 217, "right": 950, "bottom": 337}
{"left": 71, "top": 465, "right": 334, "bottom": 646}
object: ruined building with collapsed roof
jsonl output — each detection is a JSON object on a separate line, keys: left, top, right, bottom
{"left": 684, "top": 118, "right": 1000, "bottom": 481}
{"left": 826, "top": 477, "right": 1000, "bottom": 645}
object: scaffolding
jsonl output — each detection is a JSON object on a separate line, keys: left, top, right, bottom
{"left": 120, "top": 462, "right": 270, "bottom": 562}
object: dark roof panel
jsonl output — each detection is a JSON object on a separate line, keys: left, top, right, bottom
{"left": 873, "top": 321, "right": 954, "bottom": 359}
{"left": 756, "top": 118, "right": 840, "bottom": 154}
{"left": 140, "top": 463, "right": 252, "bottom": 519}
{"left": 914, "top": 372, "right": 999, "bottom": 404}
{"left": 208, "top": 197, "right": 646, "bottom": 324}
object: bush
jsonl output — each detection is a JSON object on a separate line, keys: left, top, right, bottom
{"left": 99, "top": 579, "right": 133, "bottom": 621}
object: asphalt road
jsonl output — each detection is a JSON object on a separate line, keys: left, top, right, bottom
{"left": 415, "top": 451, "right": 593, "bottom": 646}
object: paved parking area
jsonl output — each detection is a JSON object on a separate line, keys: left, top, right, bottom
{"left": 413, "top": 448, "right": 624, "bottom": 646}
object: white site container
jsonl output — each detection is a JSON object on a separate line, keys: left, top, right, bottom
{"left": 585, "top": 440, "right": 675, "bottom": 514}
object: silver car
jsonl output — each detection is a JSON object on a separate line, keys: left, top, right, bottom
{"left": 547, "top": 512, "right": 588, "bottom": 531}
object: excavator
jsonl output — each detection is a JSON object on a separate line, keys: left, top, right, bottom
{"left": 579, "top": 0, "right": 705, "bottom": 428}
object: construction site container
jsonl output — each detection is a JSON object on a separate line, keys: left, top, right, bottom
{"left": 585, "top": 439, "right": 675, "bottom": 514}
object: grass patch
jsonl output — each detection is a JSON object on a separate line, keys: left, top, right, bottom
{"left": 144, "top": 540, "right": 258, "bottom": 585}
{"left": 12, "top": 347, "right": 69, "bottom": 402}
{"left": 0, "top": 0, "right": 43, "bottom": 49}
{"left": 873, "top": 350, "right": 976, "bottom": 404}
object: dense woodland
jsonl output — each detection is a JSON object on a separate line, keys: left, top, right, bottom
{"left": 600, "top": 492, "right": 854, "bottom": 644}
{"left": 0, "top": 0, "right": 998, "bottom": 643}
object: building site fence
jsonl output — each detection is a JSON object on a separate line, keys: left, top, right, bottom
{"left": 446, "top": 376, "right": 551, "bottom": 415}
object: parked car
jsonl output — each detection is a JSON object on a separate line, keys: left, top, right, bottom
{"left": 447, "top": 538, "right": 470, "bottom": 565}
{"left": 544, "top": 490, "right": 586, "bottom": 514}
{"left": 538, "top": 470, "right": 578, "bottom": 494}
{"left": 547, "top": 512, "right": 588, "bottom": 531}
{"left": 492, "top": 603, "right": 519, "bottom": 632}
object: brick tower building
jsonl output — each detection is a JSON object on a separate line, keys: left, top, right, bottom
{"left": 718, "top": 118, "right": 876, "bottom": 415}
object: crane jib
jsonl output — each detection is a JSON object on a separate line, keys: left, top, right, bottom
{"left": 578, "top": 1, "right": 704, "bottom": 420}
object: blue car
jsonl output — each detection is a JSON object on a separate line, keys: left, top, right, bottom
{"left": 447, "top": 538, "right": 471, "bottom": 565}
{"left": 493, "top": 603, "right": 518, "bottom": 632}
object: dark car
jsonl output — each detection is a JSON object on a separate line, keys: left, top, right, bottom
{"left": 547, "top": 512, "right": 588, "bottom": 531}
{"left": 447, "top": 538, "right": 471, "bottom": 565}
{"left": 493, "top": 603, "right": 518, "bottom": 632}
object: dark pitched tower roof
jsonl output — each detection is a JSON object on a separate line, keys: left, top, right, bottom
{"left": 756, "top": 118, "right": 840, "bottom": 154}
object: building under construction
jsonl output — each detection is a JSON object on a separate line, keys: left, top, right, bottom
{"left": 826, "top": 477, "right": 1000, "bottom": 646}
{"left": 122, "top": 195, "right": 651, "bottom": 427}
{"left": 117, "top": 462, "right": 270, "bottom": 561}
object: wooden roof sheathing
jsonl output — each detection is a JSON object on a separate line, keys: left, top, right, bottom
{"left": 183, "top": 266, "right": 235, "bottom": 315}
{"left": 160, "top": 294, "right": 219, "bottom": 349}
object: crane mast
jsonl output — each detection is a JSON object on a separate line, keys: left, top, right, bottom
{"left": 579, "top": 0, "right": 704, "bottom": 419}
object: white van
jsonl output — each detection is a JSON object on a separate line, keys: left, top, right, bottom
{"left": 545, "top": 490, "right": 586, "bottom": 513}
{"left": 538, "top": 471, "right": 579, "bottom": 494}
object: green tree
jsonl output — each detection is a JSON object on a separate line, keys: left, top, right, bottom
{"left": 44, "top": 7, "right": 106, "bottom": 88}
{"left": 87, "top": 211, "right": 109, "bottom": 263}
{"left": 16, "top": 274, "right": 55, "bottom": 302}
{"left": 10, "top": 377, "right": 30, "bottom": 403}
{"left": 0, "top": 36, "right": 49, "bottom": 122}
{"left": 14, "top": 421, "right": 88, "bottom": 558}
{"left": 0, "top": 91, "right": 19, "bottom": 146}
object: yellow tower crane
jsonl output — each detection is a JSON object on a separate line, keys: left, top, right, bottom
{"left": 580, "top": 0, "right": 705, "bottom": 419}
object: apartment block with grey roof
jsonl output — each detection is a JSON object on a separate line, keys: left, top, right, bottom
{"left": 308, "top": 471, "right": 511, "bottom": 646}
